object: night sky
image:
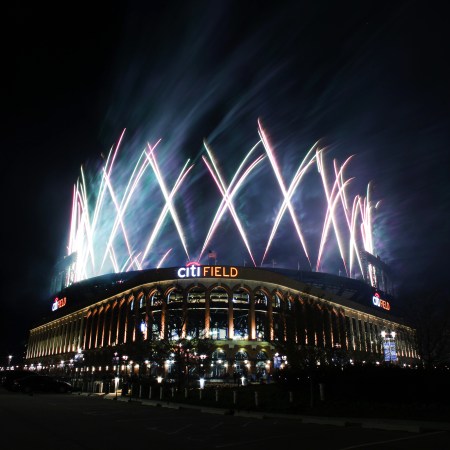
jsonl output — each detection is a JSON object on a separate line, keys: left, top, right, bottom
{"left": 2, "top": 1, "right": 449, "bottom": 362}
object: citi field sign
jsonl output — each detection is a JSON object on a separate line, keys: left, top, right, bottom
{"left": 177, "top": 262, "right": 239, "bottom": 279}
{"left": 52, "top": 296, "right": 67, "bottom": 311}
{"left": 372, "top": 292, "right": 390, "bottom": 311}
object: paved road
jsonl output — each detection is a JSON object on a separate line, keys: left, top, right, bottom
{"left": 1, "top": 388, "right": 449, "bottom": 449}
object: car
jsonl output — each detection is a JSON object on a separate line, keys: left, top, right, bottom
{"left": 1, "top": 370, "right": 32, "bottom": 390}
{"left": 12, "top": 374, "right": 73, "bottom": 394}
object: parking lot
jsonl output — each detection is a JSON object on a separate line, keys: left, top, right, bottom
{"left": 1, "top": 388, "right": 449, "bottom": 449}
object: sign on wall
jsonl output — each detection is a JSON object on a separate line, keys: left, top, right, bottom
{"left": 52, "top": 297, "right": 67, "bottom": 311}
{"left": 177, "top": 262, "right": 239, "bottom": 279}
{"left": 372, "top": 292, "right": 390, "bottom": 311}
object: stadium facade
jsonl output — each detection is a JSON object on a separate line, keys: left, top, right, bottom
{"left": 25, "top": 265, "right": 418, "bottom": 381}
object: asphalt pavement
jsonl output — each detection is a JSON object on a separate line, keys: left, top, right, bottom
{"left": 95, "top": 391, "right": 450, "bottom": 433}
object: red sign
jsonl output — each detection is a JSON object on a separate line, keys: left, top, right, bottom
{"left": 52, "top": 297, "right": 67, "bottom": 311}
{"left": 372, "top": 292, "right": 390, "bottom": 311}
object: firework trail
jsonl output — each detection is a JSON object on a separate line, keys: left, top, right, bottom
{"left": 258, "top": 119, "right": 312, "bottom": 267}
{"left": 139, "top": 147, "right": 194, "bottom": 266}
{"left": 64, "top": 121, "right": 381, "bottom": 288}
{"left": 197, "top": 139, "right": 265, "bottom": 262}
{"left": 201, "top": 140, "right": 261, "bottom": 267}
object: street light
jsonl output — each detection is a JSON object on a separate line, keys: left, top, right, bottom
{"left": 122, "top": 355, "right": 129, "bottom": 375}
{"left": 122, "top": 355, "right": 129, "bottom": 397}
{"left": 8, "top": 355, "right": 12, "bottom": 369}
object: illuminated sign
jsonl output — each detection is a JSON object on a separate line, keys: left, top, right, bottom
{"left": 177, "top": 262, "right": 239, "bottom": 279}
{"left": 383, "top": 341, "right": 397, "bottom": 361}
{"left": 52, "top": 297, "right": 67, "bottom": 311}
{"left": 372, "top": 292, "right": 390, "bottom": 311}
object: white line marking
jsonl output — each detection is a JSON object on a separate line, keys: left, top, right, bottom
{"left": 338, "top": 430, "right": 446, "bottom": 449}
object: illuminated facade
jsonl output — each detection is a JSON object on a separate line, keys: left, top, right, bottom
{"left": 26, "top": 266, "right": 418, "bottom": 378}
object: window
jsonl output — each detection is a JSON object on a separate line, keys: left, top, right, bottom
{"left": 254, "top": 290, "right": 268, "bottom": 308}
{"left": 234, "top": 350, "right": 249, "bottom": 376}
{"left": 233, "top": 288, "right": 249, "bottom": 304}
{"left": 210, "top": 349, "right": 227, "bottom": 378}
{"left": 210, "top": 287, "right": 228, "bottom": 304}
{"left": 187, "top": 288, "right": 205, "bottom": 305}
{"left": 233, "top": 310, "right": 249, "bottom": 339}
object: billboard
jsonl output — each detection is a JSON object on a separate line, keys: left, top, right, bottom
{"left": 383, "top": 340, "right": 398, "bottom": 362}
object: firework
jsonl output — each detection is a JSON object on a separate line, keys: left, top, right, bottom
{"left": 64, "top": 121, "right": 382, "bottom": 288}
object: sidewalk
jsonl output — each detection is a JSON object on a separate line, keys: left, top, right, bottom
{"left": 80, "top": 392, "right": 450, "bottom": 433}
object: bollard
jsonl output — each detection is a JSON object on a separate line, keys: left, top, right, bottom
{"left": 185, "top": 388, "right": 188, "bottom": 399}
{"left": 254, "top": 391, "right": 259, "bottom": 407}
{"left": 215, "top": 390, "right": 219, "bottom": 402}
{"left": 171, "top": 387, "right": 175, "bottom": 398}
{"left": 319, "top": 383, "right": 325, "bottom": 401}
{"left": 199, "top": 389, "right": 202, "bottom": 400}
{"left": 289, "top": 391, "right": 294, "bottom": 403}
{"left": 233, "top": 391, "right": 237, "bottom": 405}
{"left": 139, "top": 385, "right": 142, "bottom": 399}
{"left": 160, "top": 386, "right": 163, "bottom": 400}
{"left": 149, "top": 386, "right": 152, "bottom": 399}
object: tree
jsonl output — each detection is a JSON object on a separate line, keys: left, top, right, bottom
{"left": 403, "top": 286, "right": 450, "bottom": 369}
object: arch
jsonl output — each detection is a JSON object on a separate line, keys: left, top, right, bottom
{"left": 255, "top": 350, "right": 269, "bottom": 378}
{"left": 233, "top": 349, "right": 249, "bottom": 376}
{"left": 209, "top": 285, "right": 230, "bottom": 304}
{"left": 271, "top": 290, "right": 285, "bottom": 342}
{"left": 254, "top": 288, "right": 270, "bottom": 341}
{"left": 209, "top": 286, "right": 229, "bottom": 340}
{"left": 232, "top": 286, "right": 250, "bottom": 304}
{"left": 165, "top": 286, "right": 184, "bottom": 340}
{"left": 186, "top": 284, "right": 207, "bottom": 305}
{"left": 210, "top": 348, "right": 228, "bottom": 378}
{"left": 232, "top": 287, "right": 250, "bottom": 340}
{"left": 186, "top": 285, "right": 207, "bottom": 339}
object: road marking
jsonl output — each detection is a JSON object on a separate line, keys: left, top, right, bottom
{"left": 210, "top": 422, "right": 224, "bottom": 430}
{"left": 215, "top": 433, "right": 299, "bottom": 448}
{"left": 338, "top": 430, "right": 447, "bottom": 449}
{"left": 146, "top": 424, "right": 192, "bottom": 435}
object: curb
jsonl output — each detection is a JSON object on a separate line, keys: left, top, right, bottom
{"left": 83, "top": 393, "right": 450, "bottom": 433}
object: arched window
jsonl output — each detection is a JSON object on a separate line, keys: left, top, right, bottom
{"left": 149, "top": 291, "right": 163, "bottom": 341}
{"left": 150, "top": 290, "right": 164, "bottom": 307}
{"left": 210, "top": 287, "right": 229, "bottom": 340}
{"left": 233, "top": 288, "right": 249, "bottom": 304}
{"left": 233, "top": 350, "right": 249, "bottom": 376}
{"left": 186, "top": 287, "right": 206, "bottom": 339}
{"left": 210, "top": 348, "right": 227, "bottom": 378}
{"left": 166, "top": 288, "right": 183, "bottom": 340}
{"left": 255, "top": 351, "right": 269, "bottom": 378}
{"left": 187, "top": 287, "right": 205, "bottom": 305}
{"left": 210, "top": 286, "right": 228, "bottom": 305}
{"left": 233, "top": 310, "right": 249, "bottom": 340}
{"left": 167, "top": 288, "right": 183, "bottom": 306}
{"left": 272, "top": 293, "right": 282, "bottom": 309}
{"left": 232, "top": 288, "right": 249, "bottom": 340}
{"left": 254, "top": 290, "right": 268, "bottom": 308}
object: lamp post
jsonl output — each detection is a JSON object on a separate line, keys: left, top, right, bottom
{"left": 8, "top": 355, "right": 12, "bottom": 370}
{"left": 74, "top": 348, "right": 84, "bottom": 390}
{"left": 128, "top": 360, "right": 133, "bottom": 402}
{"left": 122, "top": 355, "right": 128, "bottom": 396}
{"left": 112, "top": 352, "right": 120, "bottom": 399}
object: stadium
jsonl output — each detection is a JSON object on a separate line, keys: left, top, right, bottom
{"left": 24, "top": 123, "right": 419, "bottom": 385}
{"left": 25, "top": 263, "right": 418, "bottom": 385}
